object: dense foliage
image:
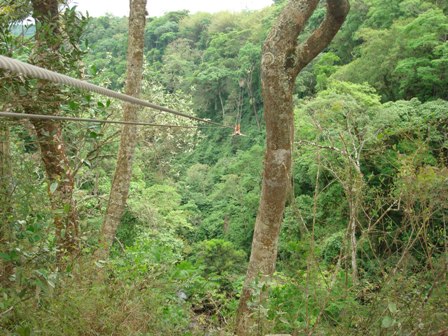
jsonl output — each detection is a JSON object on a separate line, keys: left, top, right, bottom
{"left": 1, "top": 0, "right": 447, "bottom": 335}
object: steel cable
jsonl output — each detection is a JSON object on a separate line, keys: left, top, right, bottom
{"left": 0, "top": 111, "right": 219, "bottom": 128}
{"left": 0, "top": 55, "right": 231, "bottom": 128}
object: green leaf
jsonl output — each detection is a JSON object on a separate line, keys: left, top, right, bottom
{"left": 388, "top": 302, "right": 398, "bottom": 314}
{"left": 381, "top": 315, "right": 395, "bottom": 329}
{"left": 88, "top": 131, "right": 102, "bottom": 139}
{"left": 68, "top": 100, "right": 79, "bottom": 110}
{"left": 82, "top": 159, "right": 92, "bottom": 168}
{"left": 0, "top": 251, "right": 20, "bottom": 262}
{"left": 16, "top": 326, "right": 31, "bottom": 336}
{"left": 63, "top": 204, "right": 71, "bottom": 214}
{"left": 49, "top": 182, "right": 58, "bottom": 194}
{"left": 18, "top": 86, "right": 28, "bottom": 97}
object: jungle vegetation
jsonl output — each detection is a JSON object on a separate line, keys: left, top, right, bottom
{"left": 0, "top": 0, "right": 447, "bottom": 335}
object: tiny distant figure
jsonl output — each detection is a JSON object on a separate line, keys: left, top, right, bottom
{"left": 232, "top": 123, "right": 246, "bottom": 136}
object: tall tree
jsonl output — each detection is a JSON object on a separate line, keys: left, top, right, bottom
{"left": 95, "top": 0, "right": 148, "bottom": 260}
{"left": 0, "top": 121, "right": 11, "bottom": 224}
{"left": 25, "top": 0, "right": 80, "bottom": 264}
{"left": 298, "top": 81, "right": 384, "bottom": 284}
{"left": 235, "top": 0, "right": 350, "bottom": 334}
{"left": 0, "top": 119, "right": 12, "bottom": 282}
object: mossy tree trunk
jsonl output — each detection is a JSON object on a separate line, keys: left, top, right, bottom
{"left": 235, "top": 1, "right": 350, "bottom": 334}
{"left": 0, "top": 120, "right": 13, "bottom": 282}
{"left": 94, "top": 0, "right": 147, "bottom": 261}
{"left": 28, "top": 0, "right": 80, "bottom": 264}
{"left": 0, "top": 121, "right": 12, "bottom": 226}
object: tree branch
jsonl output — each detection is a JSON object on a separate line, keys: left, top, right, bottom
{"left": 294, "top": 0, "right": 350, "bottom": 75}
{"left": 297, "top": 139, "right": 347, "bottom": 155}
{"left": 262, "top": 0, "right": 319, "bottom": 69}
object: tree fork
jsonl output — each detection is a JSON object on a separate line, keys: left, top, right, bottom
{"left": 235, "top": 1, "right": 349, "bottom": 334}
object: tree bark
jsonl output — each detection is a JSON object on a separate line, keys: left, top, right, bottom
{"left": 348, "top": 172, "right": 363, "bottom": 285}
{"left": 0, "top": 121, "right": 12, "bottom": 226}
{"left": 349, "top": 195, "right": 359, "bottom": 284}
{"left": 246, "top": 68, "right": 261, "bottom": 130}
{"left": 0, "top": 120, "right": 13, "bottom": 283}
{"left": 28, "top": 0, "right": 80, "bottom": 264}
{"left": 235, "top": 1, "right": 349, "bottom": 334}
{"left": 32, "top": 118, "right": 79, "bottom": 258}
{"left": 94, "top": 0, "right": 147, "bottom": 261}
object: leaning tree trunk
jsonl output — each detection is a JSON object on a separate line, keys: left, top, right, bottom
{"left": 235, "top": 1, "right": 349, "bottom": 334}
{"left": 27, "top": 0, "right": 79, "bottom": 263}
{"left": 94, "top": 0, "right": 147, "bottom": 261}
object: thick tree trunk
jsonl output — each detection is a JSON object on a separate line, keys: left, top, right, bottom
{"left": 235, "top": 1, "right": 349, "bottom": 334}
{"left": 236, "top": 72, "right": 294, "bottom": 335}
{"left": 95, "top": 0, "right": 147, "bottom": 261}
{"left": 28, "top": 0, "right": 80, "bottom": 263}
{"left": 31, "top": 119, "right": 79, "bottom": 258}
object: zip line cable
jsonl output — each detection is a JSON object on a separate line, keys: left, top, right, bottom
{"left": 0, "top": 55, "right": 231, "bottom": 129}
{"left": 0, "top": 111, "right": 219, "bottom": 128}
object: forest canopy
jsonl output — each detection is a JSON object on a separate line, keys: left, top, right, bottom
{"left": 0, "top": 0, "right": 447, "bottom": 335}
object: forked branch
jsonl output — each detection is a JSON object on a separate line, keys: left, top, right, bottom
{"left": 294, "top": 0, "right": 350, "bottom": 75}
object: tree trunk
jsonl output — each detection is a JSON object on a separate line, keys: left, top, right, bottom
{"left": 28, "top": 0, "right": 80, "bottom": 263}
{"left": 0, "top": 121, "right": 12, "bottom": 225}
{"left": 32, "top": 119, "right": 79, "bottom": 258}
{"left": 349, "top": 196, "right": 359, "bottom": 284}
{"left": 235, "top": 1, "right": 349, "bottom": 334}
{"left": 246, "top": 69, "right": 261, "bottom": 130}
{"left": 218, "top": 89, "right": 225, "bottom": 119}
{"left": 0, "top": 120, "right": 13, "bottom": 283}
{"left": 348, "top": 171, "right": 363, "bottom": 285}
{"left": 95, "top": 0, "right": 147, "bottom": 261}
